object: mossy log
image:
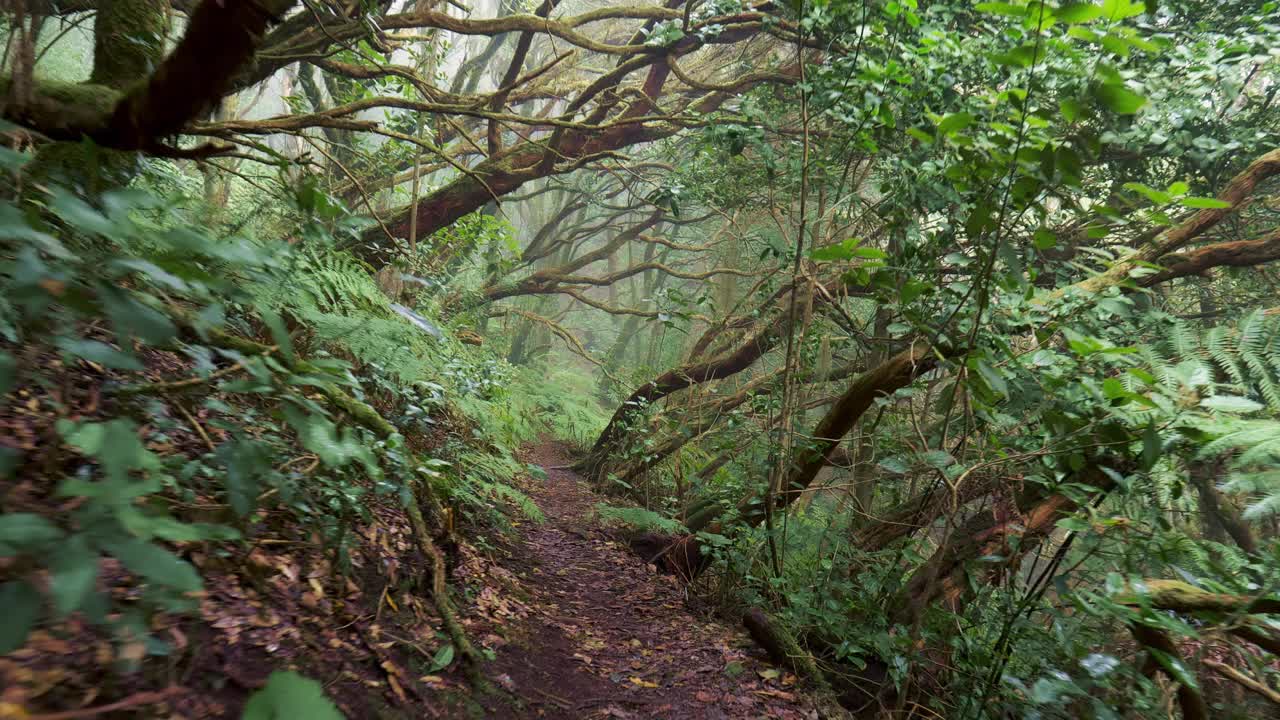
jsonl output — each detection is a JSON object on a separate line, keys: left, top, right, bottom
{"left": 1118, "top": 579, "right": 1280, "bottom": 615}
{"left": 742, "top": 608, "right": 825, "bottom": 686}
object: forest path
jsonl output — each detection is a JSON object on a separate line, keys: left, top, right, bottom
{"left": 471, "top": 440, "right": 819, "bottom": 719}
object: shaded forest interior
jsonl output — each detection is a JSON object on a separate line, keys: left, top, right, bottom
{"left": 3, "top": 0, "right": 1280, "bottom": 718}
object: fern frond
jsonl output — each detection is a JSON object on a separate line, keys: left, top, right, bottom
{"left": 1239, "top": 308, "right": 1269, "bottom": 356}
{"left": 1205, "top": 326, "right": 1244, "bottom": 384}
{"left": 594, "top": 504, "right": 687, "bottom": 534}
{"left": 1165, "top": 321, "right": 1198, "bottom": 360}
{"left": 299, "top": 249, "right": 389, "bottom": 316}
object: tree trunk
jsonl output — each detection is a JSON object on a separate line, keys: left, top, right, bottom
{"left": 1189, "top": 459, "right": 1258, "bottom": 555}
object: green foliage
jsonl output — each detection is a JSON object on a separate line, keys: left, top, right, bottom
{"left": 294, "top": 248, "right": 389, "bottom": 317}
{"left": 7, "top": 0, "right": 1280, "bottom": 716}
{"left": 0, "top": 177, "right": 543, "bottom": 661}
{"left": 436, "top": 449, "right": 542, "bottom": 525}
{"left": 242, "top": 671, "right": 345, "bottom": 720}
{"left": 593, "top": 504, "right": 687, "bottom": 534}
{"left": 0, "top": 186, "right": 282, "bottom": 649}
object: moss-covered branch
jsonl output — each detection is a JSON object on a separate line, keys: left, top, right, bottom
{"left": 5, "top": 0, "right": 296, "bottom": 150}
{"left": 1117, "top": 579, "right": 1280, "bottom": 615}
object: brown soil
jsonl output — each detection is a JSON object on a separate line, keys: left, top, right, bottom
{"left": 468, "top": 440, "right": 820, "bottom": 720}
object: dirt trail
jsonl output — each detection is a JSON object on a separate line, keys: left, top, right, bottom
{"left": 472, "top": 441, "right": 818, "bottom": 719}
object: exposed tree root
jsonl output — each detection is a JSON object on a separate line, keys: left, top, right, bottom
{"left": 405, "top": 490, "right": 491, "bottom": 693}
{"left": 742, "top": 608, "right": 825, "bottom": 687}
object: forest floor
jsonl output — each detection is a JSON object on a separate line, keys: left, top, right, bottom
{"left": 463, "top": 440, "right": 822, "bottom": 720}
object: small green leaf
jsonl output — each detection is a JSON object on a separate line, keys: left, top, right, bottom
{"left": 1200, "top": 395, "right": 1264, "bottom": 413}
{"left": 809, "top": 239, "right": 857, "bottom": 262}
{"left": 259, "top": 308, "right": 295, "bottom": 362}
{"left": 49, "top": 536, "right": 98, "bottom": 615}
{"left": 1057, "top": 517, "right": 1091, "bottom": 532}
{"left": 0, "top": 146, "right": 32, "bottom": 173}
{"left": 217, "top": 438, "right": 273, "bottom": 517}
{"left": 242, "top": 671, "right": 345, "bottom": 720}
{"left": 98, "top": 419, "right": 149, "bottom": 484}
{"left": 974, "top": 359, "right": 1009, "bottom": 397}
{"left": 1122, "top": 182, "right": 1170, "bottom": 205}
{"left": 905, "top": 127, "right": 934, "bottom": 144}
{"left": 921, "top": 450, "right": 955, "bottom": 469}
{"left": 57, "top": 419, "right": 106, "bottom": 454}
{"left": 936, "top": 111, "right": 975, "bottom": 136}
{"left": 878, "top": 457, "right": 911, "bottom": 474}
{"left": 101, "top": 291, "right": 177, "bottom": 345}
{"left": 900, "top": 279, "right": 930, "bottom": 303}
{"left": 101, "top": 538, "right": 202, "bottom": 593}
{"left": 1094, "top": 83, "right": 1147, "bottom": 114}
{"left": 1142, "top": 423, "right": 1161, "bottom": 470}
{"left": 0, "top": 581, "right": 42, "bottom": 653}
{"left": 430, "top": 644, "right": 455, "bottom": 671}
{"left": 49, "top": 192, "right": 115, "bottom": 237}
{"left": 1145, "top": 647, "right": 1199, "bottom": 690}
{"left": 0, "top": 513, "right": 65, "bottom": 553}
{"left": 1033, "top": 229, "right": 1057, "bottom": 250}
{"left": 1057, "top": 2, "right": 1103, "bottom": 22}
{"left": 1101, "top": 378, "right": 1127, "bottom": 399}
{"left": 55, "top": 338, "right": 144, "bottom": 371}
{"left": 1060, "top": 98, "right": 1084, "bottom": 122}
{"left": 991, "top": 44, "right": 1038, "bottom": 68}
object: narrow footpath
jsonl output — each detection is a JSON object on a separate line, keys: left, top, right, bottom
{"left": 467, "top": 441, "right": 821, "bottom": 719}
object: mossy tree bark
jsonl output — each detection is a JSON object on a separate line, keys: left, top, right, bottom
{"left": 90, "top": 0, "right": 167, "bottom": 85}
{"left": 31, "top": 0, "right": 168, "bottom": 187}
{"left": 5, "top": 0, "right": 297, "bottom": 152}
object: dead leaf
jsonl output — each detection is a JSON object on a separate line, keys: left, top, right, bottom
{"left": 386, "top": 673, "right": 407, "bottom": 704}
{"left": 628, "top": 677, "right": 659, "bottom": 689}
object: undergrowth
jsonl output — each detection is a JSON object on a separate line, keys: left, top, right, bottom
{"left": 0, "top": 173, "right": 593, "bottom": 714}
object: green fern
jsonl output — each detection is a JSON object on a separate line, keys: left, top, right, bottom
{"left": 1164, "top": 320, "right": 1200, "bottom": 361}
{"left": 1124, "top": 315, "right": 1280, "bottom": 523}
{"left": 297, "top": 249, "right": 389, "bottom": 316}
{"left": 1201, "top": 419, "right": 1280, "bottom": 464}
{"left": 1204, "top": 325, "right": 1245, "bottom": 384}
{"left": 1142, "top": 313, "right": 1280, "bottom": 412}
{"left": 593, "top": 504, "right": 688, "bottom": 534}
{"left": 449, "top": 450, "right": 544, "bottom": 523}
{"left": 1150, "top": 529, "right": 1211, "bottom": 567}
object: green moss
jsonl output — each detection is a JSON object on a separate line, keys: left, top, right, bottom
{"left": 90, "top": 0, "right": 167, "bottom": 89}
{"left": 31, "top": 77, "right": 118, "bottom": 114}
{"left": 0, "top": 75, "right": 119, "bottom": 132}
{"left": 0, "top": 75, "right": 127, "bottom": 191}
